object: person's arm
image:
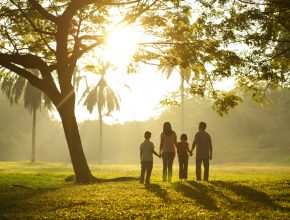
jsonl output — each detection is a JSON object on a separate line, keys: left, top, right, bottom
{"left": 186, "top": 142, "right": 192, "bottom": 157}
{"left": 186, "top": 142, "right": 191, "bottom": 154}
{"left": 140, "top": 145, "right": 143, "bottom": 161}
{"left": 152, "top": 143, "right": 161, "bottom": 158}
{"left": 191, "top": 141, "right": 196, "bottom": 153}
{"left": 174, "top": 132, "right": 177, "bottom": 147}
{"left": 191, "top": 134, "right": 197, "bottom": 153}
{"left": 186, "top": 143, "right": 190, "bottom": 152}
{"left": 159, "top": 134, "right": 163, "bottom": 155}
{"left": 209, "top": 136, "right": 213, "bottom": 160}
{"left": 140, "top": 150, "right": 142, "bottom": 161}
{"left": 153, "top": 150, "right": 161, "bottom": 158}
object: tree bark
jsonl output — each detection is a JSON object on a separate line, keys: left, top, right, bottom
{"left": 31, "top": 108, "right": 36, "bottom": 162}
{"left": 99, "top": 113, "right": 103, "bottom": 165}
{"left": 180, "top": 74, "right": 185, "bottom": 133}
{"left": 58, "top": 100, "right": 94, "bottom": 183}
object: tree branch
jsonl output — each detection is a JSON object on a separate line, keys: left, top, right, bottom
{"left": 61, "top": 0, "right": 141, "bottom": 25}
{"left": 0, "top": 62, "right": 43, "bottom": 89}
{"left": 9, "top": 0, "right": 56, "bottom": 56}
{"left": 0, "top": 53, "right": 50, "bottom": 72}
{"left": 3, "top": 26, "right": 19, "bottom": 53}
{"left": 9, "top": 0, "right": 55, "bottom": 36}
{"left": 0, "top": 53, "right": 61, "bottom": 103}
{"left": 76, "top": 39, "right": 105, "bottom": 61}
{"left": 28, "top": 0, "right": 58, "bottom": 23}
{"left": 84, "top": 0, "right": 140, "bottom": 7}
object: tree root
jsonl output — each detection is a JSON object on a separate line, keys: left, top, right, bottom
{"left": 11, "top": 184, "right": 32, "bottom": 189}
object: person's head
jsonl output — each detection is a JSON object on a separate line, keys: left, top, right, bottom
{"left": 163, "top": 122, "right": 173, "bottom": 136}
{"left": 198, "top": 122, "right": 207, "bottom": 131}
{"left": 144, "top": 131, "right": 151, "bottom": 140}
{"left": 180, "top": 133, "right": 187, "bottom": 142}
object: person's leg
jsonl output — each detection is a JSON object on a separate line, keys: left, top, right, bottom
{"left": 162, "top": 153, "right": 168, "bottom": 182}
{"left": 196, "top": 158, "right": 202, "bottom": 180}
{"left": 181, "top": 159, "right": 186, "bottom": 179}
{"left": 168, "top": 152, "right": 175, "bottom": 182}
{"left": 178, "top": 159, "right": 183, "bottom": 180}
{"left": 184, "top": 158, "right": 188, "bottom": 180}
{"left": 145, "top": 161, "right": 153, "bottom": 184}
{"left": 203, "top": 159, "right": 209, "bottom": 181}
{"left": 140, "top": 162, "right": 146, "bottom": 183}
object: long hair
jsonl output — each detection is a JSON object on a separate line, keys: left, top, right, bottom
{"left": 163, "top": 122, "right": 173, "bottom": 136}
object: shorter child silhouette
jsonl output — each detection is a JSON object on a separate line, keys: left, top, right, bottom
{"left": 176, "top": 134, "right": 191, "bottom": 181}
{"left": 140, "top": 131, "right": 160, "bottom": 184}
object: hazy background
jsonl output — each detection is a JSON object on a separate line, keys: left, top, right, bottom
{"left": 0, "top": 90, "right": 289, "bottom": 164}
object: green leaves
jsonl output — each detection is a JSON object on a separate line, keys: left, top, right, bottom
{"left": 79, "top": 71, "right": 121, "bottom": 116}
{"left": 212, "top": 92, "right": 242, "bottom": 116}
{"left": 0, "top": 70, "right": 50, "bottom": 114}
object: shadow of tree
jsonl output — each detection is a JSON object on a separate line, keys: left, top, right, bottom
{"left": 98, "top": 177, "right": 139, "bottom": 182}
{"left": 210, "top": 181, "right": 290, "bottom": 211}
{"left": 172, "top": 181, "right": 219, "bottom": 210}
{"left": 65, "top": 175, "right": 139, "bottom": 183}
{"left": 145, "top": 184, "right": 170, "bottom": 203}
{"left": 0, "top": 187, "right": 58, "bottom": 214}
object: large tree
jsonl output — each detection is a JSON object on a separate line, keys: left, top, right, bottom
{"left": 0, "top": 0, "right": 288, "bottom": 183}
{"left": 0, "top": 0, "right": 187, "bottom": 183}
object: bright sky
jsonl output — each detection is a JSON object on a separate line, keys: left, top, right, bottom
{"left": 74, "top": 67, "right": 181, "bottom": 124}
{"left": 51, "top": 24, "right": 235, "bottom": 124}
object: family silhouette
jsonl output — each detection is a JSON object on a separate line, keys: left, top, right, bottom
{"left": 140, "top": 121, "right": 213, "bottom": 184}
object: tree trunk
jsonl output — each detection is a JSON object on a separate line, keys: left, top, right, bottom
{"left": 58, "top": 102, "right": 94, "bottom": 183}
{"left": 98, "top": 113, "right": 103, "bottom": 165}
{"left": 180, "top": 74, "right": 185, "bottom": 133}
{"left": 31, "top": 108, "right": 36, "bottom": 162}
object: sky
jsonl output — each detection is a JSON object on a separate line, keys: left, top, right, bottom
{"left": 50, "top": 25, "right": 235, "bottom": 124}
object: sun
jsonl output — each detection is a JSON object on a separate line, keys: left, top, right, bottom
{"left": 103, "top": 25, "right": 143, "bottom": 66}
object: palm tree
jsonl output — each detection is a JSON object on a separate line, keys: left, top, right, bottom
{"left": 1, "top": 70, "right": 52, "bottom": 162}
{"left": 159, "top": 65, "right": 191, "bottom": 133}
{"left": 79, "top": 63, "right": 120, "bottom": 164}
{"left": 179, "top": 67, "right": 191, "bottom": 132}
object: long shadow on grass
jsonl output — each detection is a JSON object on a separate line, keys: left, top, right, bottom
{"left": 172, "top": 181, "right": 219, "bottom": 210}
{"left": 97, "top": 177, "right": 139, "bottom": 183}
{"left": 145, "top": 184, "right": 170, "bottom": 203}
{"left": 0, "top": 187, "right": 58, "bottom": 215}
{"left": 65, "top": 175, "right": 139, "bottom": 183}
{"left": 210, "top": 181, "right": 290, "bottom": 211}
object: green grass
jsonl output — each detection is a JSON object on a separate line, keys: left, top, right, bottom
{"left": 0, "top": 162, "right": 289, "bottom": 219}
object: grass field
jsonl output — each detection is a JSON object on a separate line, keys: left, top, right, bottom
{"left": 0, "top": 162, "right": 289, "bottom": 219}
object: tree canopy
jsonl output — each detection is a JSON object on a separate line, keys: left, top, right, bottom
{"left": 132, "top": 0, "right": 289, "bottom": 114}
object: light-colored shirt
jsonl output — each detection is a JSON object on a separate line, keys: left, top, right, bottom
{"left": 194, "top": 131, "right": 212, "bottom": 159}
{"left": 140, "top": 139, "right": 155, "bottom": 161}
{"left": 161, "top": 131, "right": 177, "bottom": 153}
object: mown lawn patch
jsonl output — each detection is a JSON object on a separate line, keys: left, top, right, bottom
{"left": 0, "top": 162, "right": 289, "bottom": 219}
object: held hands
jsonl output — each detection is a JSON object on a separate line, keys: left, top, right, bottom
{"left": 189, "top": 151, "right": 193, "bottom": 157}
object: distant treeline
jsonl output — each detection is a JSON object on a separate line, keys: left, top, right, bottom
{"left": 0, "top": 90, "right": 289, "bottom": 164}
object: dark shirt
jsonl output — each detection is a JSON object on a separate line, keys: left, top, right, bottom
{"left": 194, "top": 131, "right": 212, "bottom": 159}
{"left": 176, "top": 141, "right": 190, "bottom": 159}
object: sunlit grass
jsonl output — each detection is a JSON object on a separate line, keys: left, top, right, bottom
{"left": 0, "top": 162, "right": 289, "bottom": 219}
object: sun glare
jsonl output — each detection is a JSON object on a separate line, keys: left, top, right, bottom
{"left": 103, "top": 26, "right": 143, "bottom": 66}
{"left": 213, "top": 78, "right": 236, "bottom": 92}
{"left": 51, "top": 25, "right": 237, "bottom": 124}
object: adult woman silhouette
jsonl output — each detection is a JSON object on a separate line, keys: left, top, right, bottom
{"left": 159, "top": 122, "right": 177, "bottom": 182}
